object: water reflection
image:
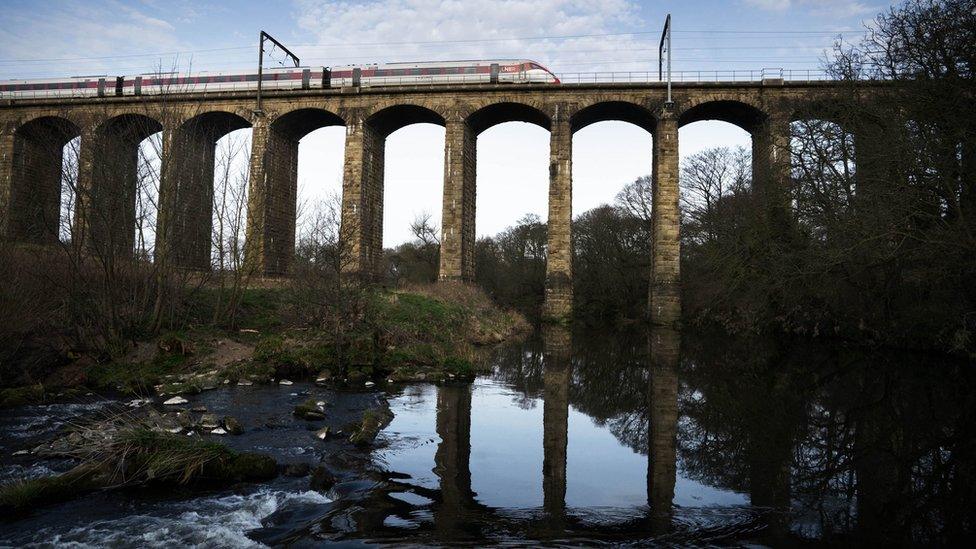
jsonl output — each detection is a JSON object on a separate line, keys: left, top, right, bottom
{"left": 647, "top": 326, "right": 679, "bottom": 534}
{"left": 353, "top": 329, "right": 975, "bottom": 545}
{"left": 433, "top": 382, "right": 474, "bottom": 537}
{"left": 542, "top": 325, "right": 570, "bottom": 527}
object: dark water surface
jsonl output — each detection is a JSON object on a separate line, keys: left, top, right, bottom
{"left": 2, "top": 328, "right": 974, "bottom": 546}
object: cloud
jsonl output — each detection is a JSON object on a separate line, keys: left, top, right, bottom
{"left": 0, "top": 1, "right": 186, "bottom": 79}
{"left": 292, "top": 0, "right": 650, "bottom": 74}
{"left": 743, "top": 0, "right": 876, "bottom": 17}
{"left": 744, "top": 0, "right": 791, "bottom": 9}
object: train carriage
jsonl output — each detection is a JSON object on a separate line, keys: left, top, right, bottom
{"left": 120, "top": 67, "right": 330, "bottom": 96}
{"left": 0, "top": 59, "right": 558, "bottom": 100}
{"left": 330, "top": 60, "right": 558, "bottom": 87}
{"left": 0, "top": 75, "right": 111, "bottom": 99}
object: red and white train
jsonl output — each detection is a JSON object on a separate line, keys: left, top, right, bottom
{"left": 0, "top": 59, "right": 559, "bottom": 99}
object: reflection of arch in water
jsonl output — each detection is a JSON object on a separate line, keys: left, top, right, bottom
{"left": 647, "top": 326, "right": 680, "bottom": 533}
{"left": 542, "top": 326, "right": 571, "bottom": 524}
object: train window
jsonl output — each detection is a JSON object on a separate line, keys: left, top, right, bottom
{"left": 464, "top": 67, "right": 476, "bottom": 74}
{"left": 411, "top": 68, "right": 420, "bottom": 75}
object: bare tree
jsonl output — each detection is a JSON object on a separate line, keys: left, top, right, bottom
{"left": 680, "top": 146, "right": 751, "bottom": 244}
{"left": 615, "top": 175, "right": 653, "bottom": 225}
{"left": 209, "top": 131, "right": 255, "bottom": 326}
{"left": 410, "top": 211, "right": 440, "bottom": 248}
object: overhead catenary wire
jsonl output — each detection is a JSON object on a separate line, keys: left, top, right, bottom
{"left": 0, "top": 27, "right": 869, "bottom": 64}
{"left": 0, "top": 45, "right": 843, "bottom": 69}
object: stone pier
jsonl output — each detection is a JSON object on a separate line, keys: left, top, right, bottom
{"left": 650, "top": 112, "right": 681, "bottom": 327}
{"left": 438, "top": 117, "right": 477, "bottom": 281}
{"left": 543, "top": 105, "right": 574, "bottom": 321}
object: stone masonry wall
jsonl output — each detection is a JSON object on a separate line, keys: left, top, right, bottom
{"left": 543, "top": 104, "right": 573, "bottom": 321}
{"left": 650, "top": 113, "right": 680, "bottom": 326}
{"left": 439, "top": 118, "right": 477, "bottom": 281}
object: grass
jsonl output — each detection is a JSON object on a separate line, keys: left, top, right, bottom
{"left": 2, "top": 283, "right": 529, "bottom": 402}
{"left": 86, "top": 344, "right": 200, "bottom": 394}
{"left": 0, "top": 426, "right": 277, "bottom": 516}
{"left": 0, "top": 384, "right": 45, "bottom": 408}
{"left": 0, "top": 465, "right": 99, "bottom": 515}
{"left": 183, "top": 287, "right": 284, "bottom": 333}
{"left": 115, "top": 428, "right": 233, "bottom": 484}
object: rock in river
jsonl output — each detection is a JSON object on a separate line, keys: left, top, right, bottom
{"left": 294, "top": 399, "right": 326, "bottom": 421}
{"left": 200, "top": 414, "right": 220, "bottom": 430}
{"left": 223, "top": 416, "right": 244, "bottom": 435}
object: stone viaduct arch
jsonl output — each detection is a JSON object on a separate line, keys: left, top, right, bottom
{"left": 6, "top": 115, "right": 80, "bottom": 244}
{"left": 0, "top": 80, "right": 879, "bottom": 324}
{"left": 159, "top": 110, "right": 251, "bottom": 270}
{"left": 678, "top": 98, "right": 791, "bottom": 233}
{"left": 439, "top": 101, "right": 551, "bottom": 296}
{"left": 247, "top": 107, "right": 345, "bottom": 275}
{"left": 339, "top": 103, "right": 447, "bottom": 280}
{"left": 78, "top": 113, "right": 163, "bottom": 257}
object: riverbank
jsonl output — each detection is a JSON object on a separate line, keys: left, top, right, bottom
{"left": 0, "top": 282, "right": 529, "bottom": 408}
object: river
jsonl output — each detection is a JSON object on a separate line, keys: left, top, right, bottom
{"left": 2, "top": 327, "right": 973, "bottom": 546}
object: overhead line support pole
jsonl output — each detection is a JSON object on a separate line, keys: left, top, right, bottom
{"left": 256, "top": 30, "right": 301, "bottom": 115}
{"left": 659, "top": 14, "right": 672, "bottom": 106}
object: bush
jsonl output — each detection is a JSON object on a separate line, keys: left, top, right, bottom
{"left": 0, "top": 384, "right": 45, "bottom": 408}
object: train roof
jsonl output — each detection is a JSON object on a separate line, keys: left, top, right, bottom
{"left": 332, "top": 59, "right": 544, "bottom": 69}
{"left": 4, "top": 59, "right": 553, "bottom": 84}
{"left": 383, "top": 59, "right": 533, "bottom": 65}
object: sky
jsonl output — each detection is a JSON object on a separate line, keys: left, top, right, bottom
{"left": 0, "top": 0, "right": 894, "bottom": 246}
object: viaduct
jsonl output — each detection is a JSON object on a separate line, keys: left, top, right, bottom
{"left": 0, "top": 78, "right": 872, "bottom": 324}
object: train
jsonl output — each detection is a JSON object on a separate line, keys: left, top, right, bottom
{"left": 0, "top": 59, "right": 559, "bottom": 99}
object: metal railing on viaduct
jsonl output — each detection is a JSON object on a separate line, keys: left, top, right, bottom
{"left": 0, "top": 76, "right": 877, "bottom": 324}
